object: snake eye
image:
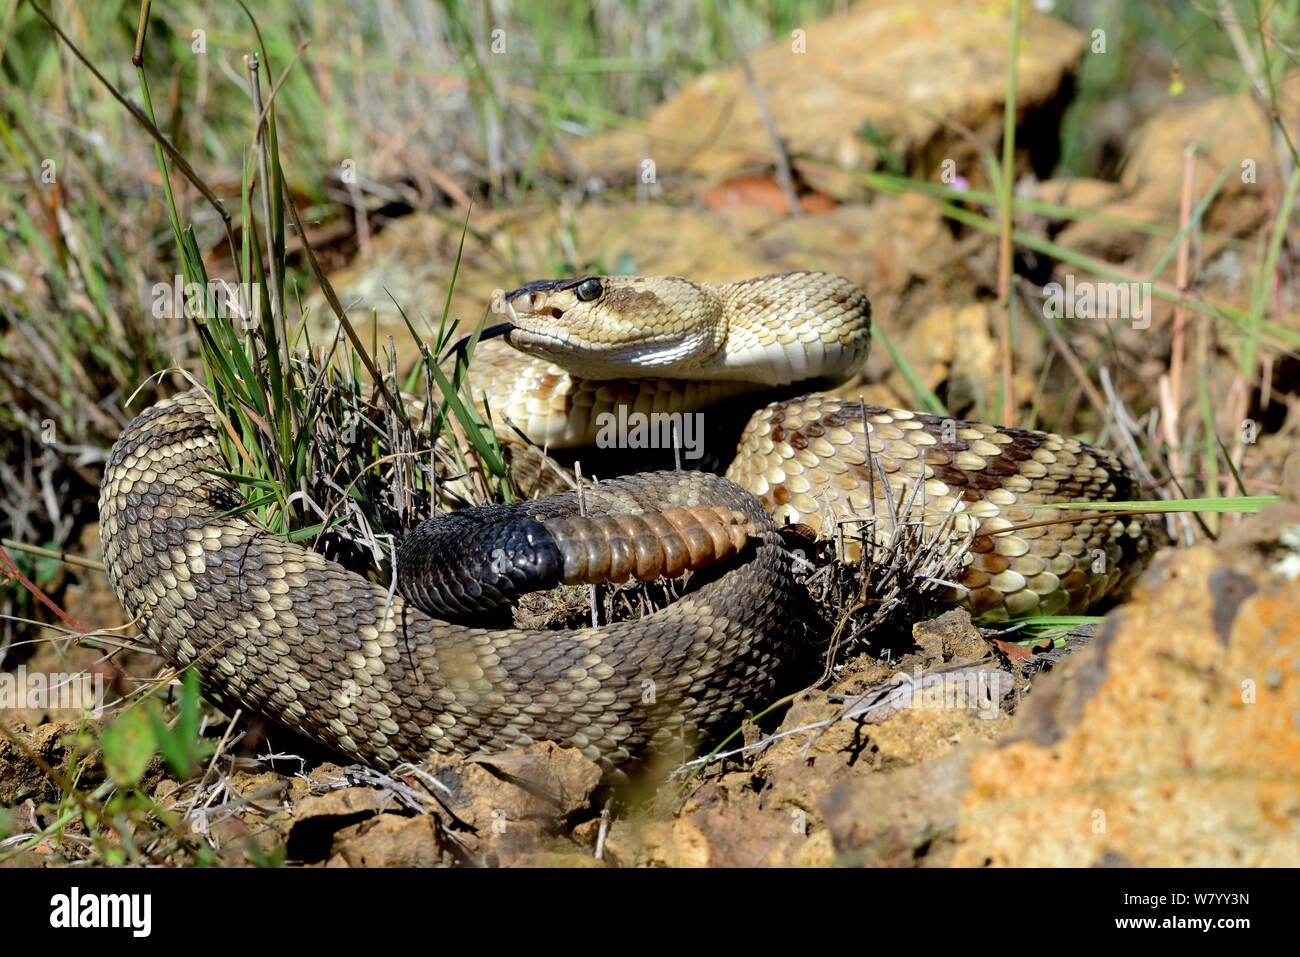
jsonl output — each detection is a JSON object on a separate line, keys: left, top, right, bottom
{"left": 575, "top": 278, "right": 603, "bottom": 302}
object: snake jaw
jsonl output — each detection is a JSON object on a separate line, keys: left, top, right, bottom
{"left": 502, "top": 275, "right": 729, "bottom": 380}
{"left": 505, "top": 325, "right": 721, "bottom": 379}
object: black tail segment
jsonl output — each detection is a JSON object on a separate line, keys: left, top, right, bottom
{"left": 398, "top": 505, "right": 565, "bottom": 619}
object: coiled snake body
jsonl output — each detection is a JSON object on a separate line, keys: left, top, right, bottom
{"left": 101, "top": 272, "right": 1156, "bottom": 770}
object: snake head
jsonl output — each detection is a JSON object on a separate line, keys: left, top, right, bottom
{"left": 501, "top": 275, "right": 727, "bottom": 380}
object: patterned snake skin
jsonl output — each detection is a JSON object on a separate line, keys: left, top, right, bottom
{"left": 100, "top": 393, "right": 795, "bottom": 770}
{"left": 100, "top": 271, "right": 1155, "bottom": 770}
{"left": 472, "top": 270, "right": 1157, "bottom": 619}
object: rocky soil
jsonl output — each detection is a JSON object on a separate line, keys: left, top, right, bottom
{"left": 5, "top": 0, "right": 1299, "bottom": 867}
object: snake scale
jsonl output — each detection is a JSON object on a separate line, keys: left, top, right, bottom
{"left": 100, "top": 271, "right": 1156, "bottom": 771}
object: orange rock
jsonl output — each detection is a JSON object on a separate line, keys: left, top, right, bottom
{"left": 703, "top": 176, "right": 837, "bottom": 215}
{"left": 954, "top": 502, "right": 1300, "bottom": 866}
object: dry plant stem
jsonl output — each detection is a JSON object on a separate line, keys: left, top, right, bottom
{"left": 1162, "top": 146, "right": 1197, "bottom": 491}
{"left": 594, "top": 807, "right": 610, "bottom": 860}
{"left": 191, "top": 706, "right": 245, "bottom": 804}
{"left": 573, "top": 459, "right": 598, "bottom": 628}
{"left": 995, "top": 0, "right": 1021, "bottom": 427}
{"left": 1157, "top": 373, "right": 1179, "bottom": 471}
{"left": 1170, "top": 148, "right": 1195, "bottom": 438}
{"left": 715, "top": 0, "right": 802, "bottom": 218}
{"left": 1226, "top": 372, "right": 1250, "bottom": 478}
{"left": 1100, "top": 368, "right": 1196, "bottom": 546}
{"left": 1021, "top": 281, "right": 1109, "bottom": 422}
{"left": 1, "top": 538, "right": 105, "bottom": 573}
{"left": 131, "top": 0, "right": 151, "bottom": 65}
{"left": 0, "top": 545, "right": 87, "bottom": 636}
{"left": 1196, "top": 316, "right": 1220, "bottom": 537}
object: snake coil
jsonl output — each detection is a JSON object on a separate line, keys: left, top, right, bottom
{"left": 101, "top": 272, "right": 1157, "bottom": 770}
{"left": 100, "top": 392, "right": 797, "bottom": 770}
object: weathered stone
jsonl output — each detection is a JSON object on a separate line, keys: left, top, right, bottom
{"left": 565, "top": 0, "right": 1087, "bottom": 201}
{"left": 953, "top": 499, "right": 1300, "bottom": 866}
